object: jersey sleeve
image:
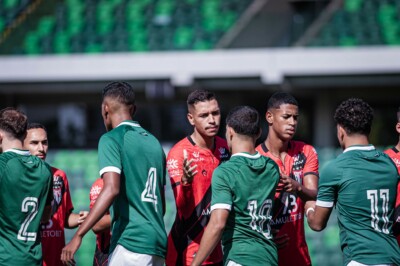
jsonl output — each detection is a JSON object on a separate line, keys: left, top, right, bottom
{"left": 316, "top": 161, "right": 338, "bottom": 208}
{"left": 62, "top": 171, "right": 74, "bottom": 214}
{"left": 210, "top": 167, "right": 232, "bottom": 211}
{"left": 98, "top": 134, "right": 121, "bottom": 176}
{"left": 303, "top": 144, "right": 319, "bottom": 177}
{"left": 166, "top": 145, "right": 194, "bottom": 213}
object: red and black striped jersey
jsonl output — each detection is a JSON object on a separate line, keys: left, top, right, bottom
{"left": 166, "top": 136, "right": 229, "bottom": 266}
{"left": 256, "top": 140, "right": 319, "bottom": 266}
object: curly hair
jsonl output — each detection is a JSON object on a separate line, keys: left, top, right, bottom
{"left": 334, "top": 98, "right": 373, "bottom": 135}
{"left": 103, "top": 81, "right": 135, "bottom": 106}
{"left": 226, "top": 106, "right": 260, "bottom": 137}
{"left": 0, "top": 107, "right": 28, "bottom": 140}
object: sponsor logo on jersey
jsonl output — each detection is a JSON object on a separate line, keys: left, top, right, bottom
{"left": 169, "top": 169, "right": 181, "bottom": 177}
{"left": 167, "top": 159, "right": 178, "bottom": 170}
{"left": 392, "top": 157, "right": 400, "bottom": 168}
{"left": 270, "top": 213, "right": 302, "bottom": 226}
{"left": 201, "top": 208, "right": 211, "bottom": 216}
{"left": 292, "top": 153, "right": 306, "bottom": 171}
{"left": 41, "top": 230, "right": 63, "bottom": 238}
{"left": 90, "top": 185, "right": 102, "bottom": 200}
{"left": 218, "top": 147, "right": 229, "bottom": 159}
{"left": 192, "top": 151, "right": 200, "bottom": 158}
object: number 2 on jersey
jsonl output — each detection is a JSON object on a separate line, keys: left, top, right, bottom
{"left": 18, "top": 197, "right": 38, "bottom": 241}
{"left": 141, "top": 167, "right": 158, "bottom": 212}
{"left": 367, "top": 189, "right": 389, "bottom": 234}
{"left": 247, "top": 199, "right": 273, "bottom": 239}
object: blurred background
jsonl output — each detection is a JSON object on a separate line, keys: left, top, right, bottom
{"left": 0, "top": 0, "right": 399, "bottom": 264}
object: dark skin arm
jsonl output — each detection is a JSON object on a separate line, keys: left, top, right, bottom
{"left": 281, "top": 173, "right": 318, "bottom": 202}
{"left": 41, "top": 205, "right": 52, "bottom": 224}
{"left": 61, "top": 172, "right": 120, "bottom": 265}
{"left": 305, "top": 201, "right": 332, "bottom": 231}
{"left": 92, "top": 214, "right": 111, "bottom": 234}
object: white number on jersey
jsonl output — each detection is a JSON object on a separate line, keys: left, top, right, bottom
{"left": 247, "top": 199, "right": 273, "bottom": 239}
{"left": 18, "top": 197, "right": 39, "bottom": 241}
{"left": 141, "top": 167, "right": 158, "bottom": 212}
{"left": 367, "top": 189, "right": 389, "bottom": 234}
{"left": 282, "top": 193, "right": 298, "bottom": 215}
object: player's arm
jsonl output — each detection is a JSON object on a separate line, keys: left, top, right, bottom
{"left": 65, "top": 211, "right": 89, "bottom": 229}
{"left": 41, "top": 205, "right": 52, "bottom": 224}
{"left": 92, "top": 214, "right": 111, "bottom": 234}
{"left": 41, "top": 172, "right": 53, "bottom": 223}
{"left": 305, "top": 201, "right": 332, "bottom": 231}
{"left": 190, "top": 209, "right": 229, "bottom": 266}
{"left": 61, "top": 172, "right": 120, "bottom": 265}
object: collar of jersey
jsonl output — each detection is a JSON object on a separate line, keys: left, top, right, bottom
{"left": 343, "top": 145, "right": 375, "bottom": 153}
{"left": 116, "top": 120, "right": 141, "bottom": 128}
{"left": 231, "top": 152, "right": 261, "bottom": 159}
{"left": 4, "top": 148, "right": 30, "bottom": 156}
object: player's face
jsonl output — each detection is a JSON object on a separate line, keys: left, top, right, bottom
{"left": 24, "top": 128, "right": 48, "bottom": 160}
{"left": 188, "top": 99, "right": 221, "bottom": 138}
{"left": 267, "top": 104, "right": 298, "bottom": 141}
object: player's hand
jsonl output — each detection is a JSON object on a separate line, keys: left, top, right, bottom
{"left": 61, "top": 235, "right": 81, "bottom": 265}
{"left": 272, "top": 229, "right": 289, "bottom": 250}
{"left": 280, "top": 172, "right": 301, "bottom": 194}
{"left": 182, "top": 149, "right": 198, "bottom": 185}
{"left": 77, "top": 211, "right": 89, "bottom": 225}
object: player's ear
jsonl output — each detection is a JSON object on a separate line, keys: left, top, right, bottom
{"left": 266, "top": 110, "right": 273, "bottom": 125}
{"left": 396, "top": 122, "right": 400, "bottom": 134}
{"left": 187, "top": 112, "right": 194, "bottom": 126}
{"left": 256, "top": 128, "right": 262, "bottom": 140}
{"left": 337, "top": 124, "right": 345, "bottom": 143}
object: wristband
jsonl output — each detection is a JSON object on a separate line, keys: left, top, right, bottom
{"left": 306, "top": 207, "right": 315, "bottom": 218}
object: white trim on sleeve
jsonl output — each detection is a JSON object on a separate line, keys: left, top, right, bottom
{"left": 211, "top": 203, "right": 232, "bottom": 212}
{"left": 316, "top": 200, "right": 334, "bottom": 208}
{"left": 100, "top": 166, "right": 121, "bottom": 176}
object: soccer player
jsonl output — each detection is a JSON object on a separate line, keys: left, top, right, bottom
{"left": 256, "top": 92, "right": 318, "bottom": 266}
{"left": 166, "top": 89, "right": 229, "bottom": 266}
{"left": 0, "top": 108, "right": 53, "bottom": 265}
{"left": 306, "top": 98, "right": 400, "bottom": 265}
{"left": 89, "top": 178, "right": 111, "bottom": 266}
{"left": 61, "top": 81, "right": 167, "bottom": 266}
{"left": 191, "top": 105, "right": 280, "bottom": 266}
{"left": 24, "top": 123, "right": 89, "bottom": 266}
{"left": 384, "top": 106, "right": 400, "bottom": 244}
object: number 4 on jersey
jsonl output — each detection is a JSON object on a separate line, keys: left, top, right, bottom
{"left": 141, "top": 167, "right": 158, "bottom": 212}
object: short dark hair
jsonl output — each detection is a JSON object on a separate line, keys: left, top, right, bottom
{"left": 102, "top": 81, "right": 135, "bottom": 106}
{"left": 27, "top": 123, "right": 47, "bottom": 132}
{"left": 334, "top": 98, "right": 373, "bottom": 136}
{"left": 187, "top": 89, "right": 216, "bottom": 107}
{"left": 267, "top": 92, "right": 298, "bottom": 110}
{"left": 0, "top": 107, "right": 28, "bottom": 140}
{"left": 226, "top": 106, "right": 260, "bottom": 137}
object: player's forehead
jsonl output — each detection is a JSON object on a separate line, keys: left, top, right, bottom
{"left": 26, "top": 128, "right": 48, "bottom": 141}
{"left": 190, "top": 99, "right": 220, "bottom": 114}
{"left": 272, "top": 103, "right": 298, "bottom": 115}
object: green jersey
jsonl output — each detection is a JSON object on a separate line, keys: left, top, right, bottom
{"left": 0, "top": 149, "right": 53, "bottom": 266}
{"left": 317, "top": 145, "right": 400, "bottom": 265}
{"left": 98, "top": 120, "right": 167, "bottom": 258}
{"left": 211, "top": 152, "right": 279, "bottom": 266}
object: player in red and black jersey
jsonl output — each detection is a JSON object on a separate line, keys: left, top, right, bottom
{"left": 256, "top": 92, "right": 319, "bottom": 266}
{"left": 384, "top": 106, "right": 400, "bottom": 245}
{"left": 89, "top": 178, "right": 111, "bottom": 266}
{"left": 166, "top": 89, "right": 229, "bottom": 266}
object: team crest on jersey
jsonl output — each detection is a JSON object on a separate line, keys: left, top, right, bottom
{"left": 52, "top": 175, "right": 65, "bottom": 215}
{"left": 167, "top": 159, "right": 178, "bottom": 170}
{"left": 292, "top": 153, "right": 306, "bottom": 171}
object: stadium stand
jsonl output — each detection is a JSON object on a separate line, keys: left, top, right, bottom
{"left": 309, "top": 0, "right": 400, "bottom": 46}
{"left": 1, "top": 0, "right": 253, "bottom": 54}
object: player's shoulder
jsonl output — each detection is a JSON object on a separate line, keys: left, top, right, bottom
{"left": 215, "top": 136, "right": 228, "bottom": 147}
{"left": 168, "top": 137, "right": 192, "bottom": 154}
{"left": 290, "top": 140, "right": 317, "bottom": 154}
{"left": 51, "top": 166, "right": 66, "bottom": 176}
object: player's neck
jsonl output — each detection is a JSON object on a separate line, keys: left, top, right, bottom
{"left": 231, "top": 139, "right": 256, "bottom": 155}
{"left": 111, "top": 113, "right": 133, "bottom": 128}
{"left": 264, "top": 134, "right": 289, "bottom": 159}
{"left": 343, "top": 134, "right": 370, "bottom": 150}
{"left": 191, "top": 131, "right": 215, "bottom": 150}
{"left": 2, "top": 138, "right": 23, "bottom": 151}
